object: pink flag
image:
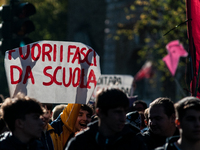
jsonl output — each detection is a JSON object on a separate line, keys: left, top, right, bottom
{"left": 162, "top": 40, "right": 188, "bottom": 76}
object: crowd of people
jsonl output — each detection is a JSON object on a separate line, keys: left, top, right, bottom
{"left": 0, "top": 88, "right": 200, "bottom": 150}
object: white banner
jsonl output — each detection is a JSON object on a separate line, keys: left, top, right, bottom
{"left": 4, "top": 41, "right": 101, "bottom": 104}
{"left": 90, "top": 74, "right": 134, "bottom": 102}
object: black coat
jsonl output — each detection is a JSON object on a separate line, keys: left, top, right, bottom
{"left": 154, "top": 136, "right": 180, "bottom": 150}
{"left": 66, "top": 120, "right": 147, "bottom": 150}
{"left": 136, "top": 128, "right": 179, "bottom": 150}
{"left": 0, "top": 132, "right": 44, "bottom": 150}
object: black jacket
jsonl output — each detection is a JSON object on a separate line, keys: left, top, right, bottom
{"left": 136, "top": 128, "right": 179, "bottom": 150}
{"left": 0, "top": 132, "right": 44, "bottom": 150}
{"left": 155, "top": 136, "right": 180, "bottom": 150}
{"left": 66, "top": 120, "right": 147, "bottom": 150}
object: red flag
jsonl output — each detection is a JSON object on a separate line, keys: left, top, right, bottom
{"left": 162, "top": 40, "right": 188, "bottom": 76}
{"left": 134, "top": 61, "right": 154, "bottom": 81}
{"left": 186, "top": 0, "right": 200, "bottom": 97}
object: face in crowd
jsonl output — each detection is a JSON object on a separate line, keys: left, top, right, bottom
{"left": 74, "top": 108, "right": 92, "bottom": 132}
{"left": 177, "top": 108, "right": 200, "bottom": 142}
{"left": 97, "top": 106, "right": 127, "bottom": 137}
{"left": 40, "top": 107, "right": 50, "bottom": 129}
{"left": 148, "top": 105, "right": 175, "bottom": 137}
{"left": 104, "top": 107, "right": 127, "bottom": 133}
{"left": 22, "top": 113, "right": 44, "bottom": 139}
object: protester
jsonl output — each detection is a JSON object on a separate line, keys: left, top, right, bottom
{"left": 40, "top": 106, "right": 63, "bottom": 150}
{"left": 74, "top": 104, "right": 93, "bottom": 135}
{"left": 42, "top": 103, "right": 53, "bottom": 123}
{"left": 155, "top": 96, "right": 200, "bottom": 150}
{"left": 52, "top": 104, "right": 67, "bottom": 121}
{"left": 66, "top": 88, "right": 147, "bottom": 150}
{"left": 51, "top": 103, "right": 93, "bottom": 149}
{"left": 133, "top": 100, "right": 148, "bottom": 113}
{"left": 0, "top": 92, "right": 44, "bottom": 150}
{"left": 137, "top": 97, "right": 179, "bottom": 150}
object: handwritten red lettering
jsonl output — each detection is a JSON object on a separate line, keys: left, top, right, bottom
{"left": 68, "top": 45, "right": 76, "bottom": 63}
{"left": 60, "top": 45, "right": 63, "bottom": 62}
{"left": 42, "top": 66, "right": 97, "bottom": 89}
{"left": 53, "top": 44, "right": 57, "bottom": 62}
{"left": 23, "top": 66, "right": 35, "bottom": 84}
{"left": 53, "top": 66, "right": 62, "bottom": 85}
{"left": 72, "top": 68, "right": 81, "bottom": 87}
{"left": 63, "top": 67, "right": 72, "bottom": 87}
{"left": 31, "top": 43, "right": 41, "bottom": 61}
{"left": 42, "top": 44, "right": 52, "bottom": 62}
{"left": 72, "top": 47, "right": 80, "bottom": 64}
{"left": 19, "top": 45, "right": 30, "bottom": 60}
{"left": 87, "top": 69, "right": 97, "bottom": 88}
{"left": 8, "top": 50, "right": 16, "bottom": 60}
{"left": 43, "top": 66, "right": 53, "bottom": 86}
{"left": 10, "top": 65, "right": 22, "bottom": 84}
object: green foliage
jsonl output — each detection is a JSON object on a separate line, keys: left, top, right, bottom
{"left": 116, "top": 0, "right": 189, "bottom": 99}
{"left": 25, "top": 0, "right": 68, "bottom": 41}
{"left": 119, "top": 0, "right": 187, "bottom": 76}
{"left": 0, "top": 0, "right": 69, "bottom": 98}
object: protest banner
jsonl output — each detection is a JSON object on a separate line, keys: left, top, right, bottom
{"left": 89, "top": 74, "right": 134, "bottom": 102}
{"left": 4, "top": 41, "right": 101, "bottom": 104}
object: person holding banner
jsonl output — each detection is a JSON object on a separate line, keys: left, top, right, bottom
{"left": 74, "top": 104, "right": 93, "bottom": 135}
{"left": 0, "top": 93, "right": 44, "bottom": 150}
{"left": 66, "top": 88, "right": 147, "bottom": 150}
{"left": 50, "top": 103, "right": 93, "bottom": 149}
{"left": 50, "top": 104, "right": 81, "bottom": 148}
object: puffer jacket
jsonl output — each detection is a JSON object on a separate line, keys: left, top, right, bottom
{"left": 66, "top": 120, "right": 148, "bottom": 150}
{"left": 50, "top": 103, "right": 81, "bottom": 149}
{"left": 0, "top": 132, "right": 44, "bottom": 150}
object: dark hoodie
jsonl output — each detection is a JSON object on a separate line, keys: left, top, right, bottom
{"left": 0, "top": 132, "right": 44, "bottom": 150}
{"left": 66, "top": 120, "right": 147, "bottom": 150}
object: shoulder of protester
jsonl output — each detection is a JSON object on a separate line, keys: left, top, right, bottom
{"left": 155, "top": 136, "right": 180, "bottom": 150}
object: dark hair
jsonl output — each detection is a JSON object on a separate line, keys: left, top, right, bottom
{"left": 1, "top": 93, "right": 43, "bottom": 132}
{"left": 42, "top": 103, "right": 53, "bottom": 112}
{"left": 95, "top": 88, "right": 129, "bottom": 114}
{"left": 149, "top": 97, "right": 175, "bottom": 117}
{"left": 81, "top": 104, "right": 93, "bottom": 116}
{"left": 175, "top": 96, "right": 200, "bottom": 120}
{"left": 133, "top": 100, "right": 148, "bottom": 111}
